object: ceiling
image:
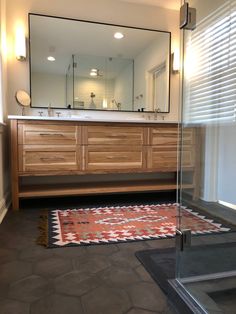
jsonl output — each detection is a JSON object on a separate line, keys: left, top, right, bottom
{"left": 120, "top": 0, "right": 180, "bottom": 11}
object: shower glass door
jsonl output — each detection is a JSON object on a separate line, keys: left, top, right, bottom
{"left": 177, "top": 0, "right": 236, "bottom": 312}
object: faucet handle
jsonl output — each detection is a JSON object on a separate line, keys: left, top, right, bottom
{"left": 55, "top": 112, "right": 61, "bottom": 117}
{"left": 38, "top": 111, "right": 43, "bottom": 116}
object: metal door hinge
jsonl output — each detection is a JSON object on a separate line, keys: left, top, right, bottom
{"left": 180, "top": 2, "right": 196, "bottom": 30}
{"left": 176, "top": 229, "right": 192, "bottom": 251}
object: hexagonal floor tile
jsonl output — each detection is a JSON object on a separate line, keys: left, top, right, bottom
{"left": 146, "top": 239, "right": 174, "bottom": 249}
{"left": 99, "top": 266, "right": 140, "bottom": 288}
{"left": 54, "top": 271, "right": 100, "bottom": 297}
{"left": 19, "top": 245, "right": 54, "bottom": 262}
{"left": 0, "top": 247, "right": 18, "bottom": 264}
{"left": 0, "top": 260, "right": 32, "bottom": 284}
{"left": 34, "top": 257, "right": 72, "bottom": 278}
{"left": 116, "top": 241, "right": 149, "bottom": 252}
{"left": 74, "top": 255, "right": 111, "bottom": 274}
{"left": 127, "top": 308, "right": 159, "bottom": 314}
{"left": 9, "top": 275, "right": 52, "bottom": 302}
{"left": 134, "top": 265, "right": 154, "bottom": 282}
{"left": 82, "top": 286, "right": 131, "bottom": 314}
{"left": 86, "top": 244, "right": 119, "bottom": 256}
{"left": 0, "top": 299, "right": 30, "bottom": 314}
{"left": 31, "top": 293, "right": 83, "bottom": 314}
{"left": 110, "top": 250, "right": 140, "bottom": 268}
{"left": 52, "top": 246, "right": 87, "bottom": 259}
{"left": 126, "top": 282, "right": 167, "bottom": 312}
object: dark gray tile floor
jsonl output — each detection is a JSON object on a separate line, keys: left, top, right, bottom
{"left": 1, "top": 192, "right": 235, "bottom": 314}
{"left": 0, "top": 194, "right": 177, "bottom": 314}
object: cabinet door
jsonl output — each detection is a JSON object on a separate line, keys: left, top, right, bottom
{"left": 149, "top": 126, "right": 178, "bottom": 146}
{"left": 18, "top": 123, "right": 80, "bottom": 145}
{"left": 85, "top": 145, "right": 144, "bottom": 172}
{"left": 85, "top": 125, "right": 145, "bottom": 146}
{"left": 147, "top": 146, "right": 177, "bottom": 171}
{"left": 19, "top": 145, "right": 81, "bottom": 172}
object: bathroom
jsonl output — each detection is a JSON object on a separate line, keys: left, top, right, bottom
{"left": 0, "top": 0, "right": 236, "bottom": 313}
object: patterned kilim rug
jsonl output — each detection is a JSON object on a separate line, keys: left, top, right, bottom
{"left": 38, "top": 203, "right": 231, "bottom": 248}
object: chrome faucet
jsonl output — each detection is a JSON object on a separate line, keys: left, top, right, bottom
{"left": 154, "top": 108, "right": 161, "bottom": 120}
{"left": 112, "top": 99, "right": 121, "bottom": 110}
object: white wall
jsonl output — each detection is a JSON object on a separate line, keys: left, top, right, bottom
{"left": 134, "top": 35, "right": 169, "bottom": 111}
{"left": 32, "top": 72, "right": 66, "bottom": 108}
{"left": 74, "top": 76, "right": 114, "bottom": 110}
{"left": 0, "top": 0, "right": 10, "bottom": 221}
{"left": 217, "top": 124, "right": 236, "bottom": 205}
{"left": 114, "top": 63, "right": 133, "bottom": 111}
{"left": 5, "top": 0, "right": 180, "bottom": 121}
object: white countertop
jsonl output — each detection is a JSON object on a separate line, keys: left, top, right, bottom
{"left": 8, "top": 115, "right": 178, "bottom": 124}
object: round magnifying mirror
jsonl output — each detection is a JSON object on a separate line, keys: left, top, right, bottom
{"left": 15, "top": 90, "right": 31, "bottom": 115}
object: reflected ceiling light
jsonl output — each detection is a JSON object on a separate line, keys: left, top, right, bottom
{"left": 90, "top": 68, "right": 98, "bottom": 76}
{"left": 47, "top": 56, "right": 55, "bottom": 61}
{"left": 114, "top": 32, "right": 124, "bottom": 39}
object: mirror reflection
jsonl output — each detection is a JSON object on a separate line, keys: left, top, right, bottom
{"left": 29, "top": 14, "right": 171, "bottom": 112}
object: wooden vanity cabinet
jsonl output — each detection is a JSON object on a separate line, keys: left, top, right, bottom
{"left": 10, "top": 119, "right": 197, "bottom": 210}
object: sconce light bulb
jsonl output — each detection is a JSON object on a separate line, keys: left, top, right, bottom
{"left": 172, "top": 49, "right": 180, "bottom": 73}
{"left": 15, "top": 26, "right": 26, "bottom": 61}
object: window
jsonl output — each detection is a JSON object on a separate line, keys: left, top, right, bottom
{"left": 183, "top": 0, "right": 236, "bottom": 123}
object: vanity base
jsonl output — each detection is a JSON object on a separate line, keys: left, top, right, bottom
{"left": 19, "top": 179, "right": 194, "bottom": 199}
{"left": 10, "top": 119, "right": 198, "bottom": 210}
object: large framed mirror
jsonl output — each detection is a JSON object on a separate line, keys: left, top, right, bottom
{"left": 29, "top": 13, "right": 171, "bottom": 112}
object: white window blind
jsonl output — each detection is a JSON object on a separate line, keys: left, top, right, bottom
{"left": 183, "top": 0, "right": 236, "bottom": 123}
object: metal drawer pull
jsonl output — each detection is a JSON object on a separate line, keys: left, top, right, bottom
{"left": 39, "top": 133, "right": 64, "bottom": 137}
{"left": 107, "top": 156, "right": 128, "bottom": 159}
{"left": 108, "top": 135, "right": 126, "bottom": 138}
{"left": 40, "top": 157, "right": 65, "bottom": 161}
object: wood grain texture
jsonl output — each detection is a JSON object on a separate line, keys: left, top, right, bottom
{"left": 86, "top": 125, "right": 144, "bottom": 146}
{"left": 19, "top": 145, "right": 80, "bottom": 172}
{"left": 85, "top": 145, "right": 144, "bottom": 171}
{"left": 18, "top": 123, "right": 78, "bottom": 145}
{"left": 19, "top": 179, "right": 192, "bottom": 198}
{"left": 9, "top": 119, "right": 198, "bottom": 207}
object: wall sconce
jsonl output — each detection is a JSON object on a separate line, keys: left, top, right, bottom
{"left": 15, "top": 27, "right": 26, "bottom": 61}
{"left": 171, "top": 49, "right": 180, "bottom": 74}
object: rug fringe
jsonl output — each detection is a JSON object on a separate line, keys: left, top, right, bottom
{"left": 37, "top": 211, "right": 49, "bottom": 247}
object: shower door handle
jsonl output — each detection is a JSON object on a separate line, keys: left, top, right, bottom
{"left": 176, "top": 229, "right": 191, "bottom": 251}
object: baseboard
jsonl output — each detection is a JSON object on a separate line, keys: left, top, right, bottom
{"left": 0, "top": 191, "right": 11, "bottom": 223}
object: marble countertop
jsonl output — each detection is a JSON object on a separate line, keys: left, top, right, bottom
{"left": 8, "top": 115, "right": 178, "bottom": 124}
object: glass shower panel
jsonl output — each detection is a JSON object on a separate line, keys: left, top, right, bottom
{"left": 177, "top": 0, "right": 236, "bottom": 312}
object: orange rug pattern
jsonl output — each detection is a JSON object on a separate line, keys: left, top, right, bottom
{"left": 45, "top": 204, "right": 230, "bottom": 247}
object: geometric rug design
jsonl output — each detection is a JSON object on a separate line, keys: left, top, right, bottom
{"left": 39, "top": 203, "right": 230, "bottom": 248}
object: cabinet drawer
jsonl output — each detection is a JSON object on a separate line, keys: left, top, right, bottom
{"left": 147, "top": 146, "right": 177, "bottom": 170}
{"left": 150, "top": 126, "right": 178, "bottom": 146}
{"left": 18, "top": 124, "right": 79, "bottom": 145}
{"left": 85, "top": 146, "right": 144, "bottom": 171}
{"left": 181, "top": 147, "right": 195, "bottom": 168}
{"left": 19, "top": 146, "right": 80, "bottom": 172}
{"left": 85, "top": 126, "right": 144, "bottom": 145}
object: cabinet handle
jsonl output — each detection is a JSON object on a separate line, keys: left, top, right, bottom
{"left": 108, "top": 135, "right": 126, "bottom": 138}
{"left": 39, "top": 133, "right": 64, "bottom": 137}
{"left": 40, "top": 157, "right": 65, "bottom": 161}
{"left": 107, "top": 156, "right": 128, "bottom": 160}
